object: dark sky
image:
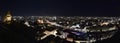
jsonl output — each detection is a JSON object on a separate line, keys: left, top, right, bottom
{"left": 0, "top": 0, "right": 120, "bottom": 16}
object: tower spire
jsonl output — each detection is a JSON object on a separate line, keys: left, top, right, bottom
{"left": 6, "top": 11, "right": 12, "bottom": 16}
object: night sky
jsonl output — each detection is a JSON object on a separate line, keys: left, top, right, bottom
{"left": 0, "top": 0, "right": 120, "bottom": 16}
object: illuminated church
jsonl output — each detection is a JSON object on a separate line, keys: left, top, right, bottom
{"left": 2, "top": 11, "right": 13, "bottom": 24}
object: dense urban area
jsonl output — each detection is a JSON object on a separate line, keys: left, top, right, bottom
{"left": 0, "top": 12, "right": 120, "bottom": 43}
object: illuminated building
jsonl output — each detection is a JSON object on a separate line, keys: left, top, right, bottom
{"left": 2, "top": 11, "right": 12, "bottom": 24}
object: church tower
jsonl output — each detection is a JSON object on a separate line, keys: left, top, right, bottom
{"left": 2, "top": 11, "right": 12, "bottom": 24}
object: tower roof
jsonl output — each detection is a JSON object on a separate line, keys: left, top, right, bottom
{"left": 5, "top": 11, "right": 12, "bottom": 17}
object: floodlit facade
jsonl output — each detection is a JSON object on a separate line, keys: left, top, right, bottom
{"left": 2, "top": 11, "right": 12, "bottom": 24}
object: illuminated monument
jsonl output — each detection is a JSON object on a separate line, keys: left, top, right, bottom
{"left": 2, "top": 11, "right": 12, "bottom": 24}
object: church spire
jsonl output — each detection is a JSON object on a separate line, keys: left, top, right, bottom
{"left": 6, "top": 11, "right": 12, "bottom": 16}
